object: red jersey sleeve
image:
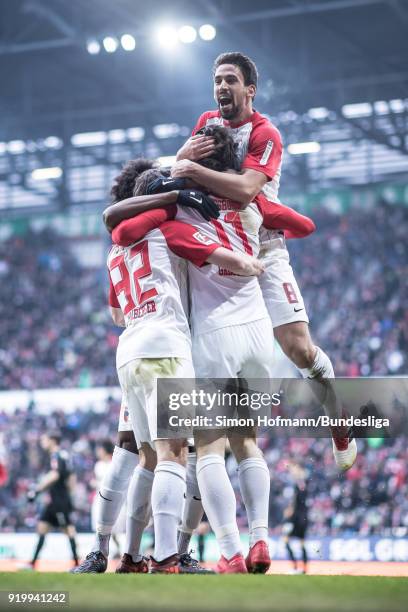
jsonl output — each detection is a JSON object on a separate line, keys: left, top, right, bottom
{"left": 191, "top": 112, "right": 214, "bottom": 136}
{"left": 108, "top": 274, "right": 120, "bottom": 308}
{"left": 242, "top": 122, "right": 283, "bottom": 180}
{"left": 112, "top": 206, "right": 177, "bottom": 246}
{"left": 160, "top": 220, "right": 220, "bottom": 267}
{"left": 255, "top": 194, "right": 316, "bottom": 238}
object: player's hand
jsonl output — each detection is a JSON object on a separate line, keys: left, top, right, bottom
{"left": 234, "top": 253, "right": 265, "bottom": 277}
{"left": 145, "top": 177, "right": 187, "bottom": 195}
{"left": 177, "top": 190, "right": 219, "bottom": 221}
{"left": 27, "top": 489, "right": 38, "bottom": 503}
{"left": 176, "top": 135, "right": 215, "bottom": 162}
{"left": 171, "top": 159, "right": 198, "bottom": 179}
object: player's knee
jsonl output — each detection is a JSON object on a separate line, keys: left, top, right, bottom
{"left": 116, "top": 430, "right": 138, "bottom": 455}
{"left": 229, "top": 435, "right": 261, "bottom": 462}
{"left": 281, "top": 336, "right": 316, "bottom": 369}
{"left": 156, "top": 440, "right": 188, "bottom": 465}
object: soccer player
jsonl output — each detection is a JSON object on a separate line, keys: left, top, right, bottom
{"left": 26, "top": 432, "right": 78, "bottom": 570}
{"left": 103, "top": 131, "right": 316, "bottom": 574}
{"left": 106, "top": 192, "right": 263, "bottom": 574}
{"left": 172, "top": 51, "right": 357, "bottom": 471}
{"left": 283, "top": 464, "right": 309, "bottom": 574}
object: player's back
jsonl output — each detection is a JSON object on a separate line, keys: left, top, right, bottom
{"left": 107, "top": 227, "right": 191, "bottom": 369}
{"left": 175, "top": 198, "right": 268, "bottom": 336}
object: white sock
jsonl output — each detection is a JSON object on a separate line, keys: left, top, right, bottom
{"left": 178, "top": 453, "right": 204, "bottom": 555}
{"left": 94, "top": 446, "right": 138, "bottom": 555}
{"left": 238, "top": 458, "right": 270, "bottom": 546}
{"left": 125, "top": 466, "right": 154, "bottom": 562}
{"left": 299, "top": 346, "right": 335, "bottom": 379}
{"left": 299, "top": 347, "right": 342, "bottom": 419}
{"left": 197, "top": 454, "right": 241, "bottom": 560}
{"left": 152, "top": 461, "right": 186, "bottom": 562}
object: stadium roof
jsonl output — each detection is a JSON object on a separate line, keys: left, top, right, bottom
{"left": 1, "top": 0, "right": 407, "bottom": 139}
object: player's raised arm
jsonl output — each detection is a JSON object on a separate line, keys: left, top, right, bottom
{"left": 256, "top": 194, "right": 316, "bottom": 239}
{"left": 103, "top": 191, "right": 178, "bottom": 233}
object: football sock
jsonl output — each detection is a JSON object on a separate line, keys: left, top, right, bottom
{"left": 32, "top": 534, "right": 45, "bottom": 564}
{"left": 93, "top": 446, "right": 138, "bottom": 556}
{"left": 152, "top": 461, "right": 186, "bottom": 562}
{"left": 286, "top": 541, "right": 297, "bottom": 568}
{"left": 238, "top": 457, "right": 270, "bottom": 546}
{"left": 197, "top": 454, "right": 241, "bottom": 559}
{"left": 178, "top": 452, "right": 204, "bottom": 555}
{"left": 125, "top": 466, "right": 154, "bottom": 563}
{"left": 299, "top": 346, "right": 334, "bottom": 379}
{"left": 68, "top": 536, "right": 78, "bottom": 563}
{"left": 300, "top": 347, "right": 341, "bottom": 419}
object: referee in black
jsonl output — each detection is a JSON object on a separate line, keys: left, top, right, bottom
{"left": 27, "top": 432, "right": 78, "bottom": 569}
{"left": 283, "top": 464, "right": 309, "bottom": 574}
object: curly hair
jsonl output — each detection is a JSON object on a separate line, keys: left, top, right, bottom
{"left": 133, "top": 168, "right": 169, "bottom": 196}
{"left": 213, "top": 52, "right": 258, "bottom": 88}
{"left": 197, "top": 125, "right": 240, "bottom": 172}
{"left": 110, "top": 158, "right": 158, "bottom": 202}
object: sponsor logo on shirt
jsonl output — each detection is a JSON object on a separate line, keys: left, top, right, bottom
{"left": 260, "top": 139, "right": 274, "bottom": 166}
{"left": 193, "top": 231, "right": 214, "bottom": 246}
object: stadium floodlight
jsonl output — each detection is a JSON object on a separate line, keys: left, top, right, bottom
{"left": 127, "top": 127, "right": 145, "bottom": 141}
{"left": 7, "top": 140, "right": 26, "bottom": 154}
{"left": 374, "top": 101, "right": 389, "bottom": 115}
{"left": 86, "top": 39, "right": 100, "bottom": 55}
{"left": 153, "top": 124, "right": 180, "bottom": 139}
{"left": 44, "top": 136, "right": 63, "bottom": 149}
{"left": 308, "top": 107, "right": 330, "bottom": 120}
{"left": 389, "top": 99, "right": 405, "bottom": 113}
{"left": 109, "top": 129, "right": 127, "bottom": 143}
{"left": 158, "top": 155, "right": 177, "bottom": 167}
{"left": 103, "top": 36, "right": 118, "bottom": 53}
{"left": 178, "top": 25, "right": 197, "bottom": 43}
{"left": 342, "top": 102, "right": 372, "bottom": 118}
{"left": 31, "top": 167, "right": 62, "bottom": 181}
{"left": 71, "top": 131, "right": 107, "bottom": 147}
{"left": 121, "top": 34, "right": 136, "bottom": 51}
{"left": 156, "top": 26, "right": 178, "bottom": 48}
{"left": 287, "top": 141, "right": 321, "bottom": 155}
{"left": 0, "top": 143, "right": 6, "bottom": 155}
{"left": 199, "top": 24, "right": 216, "bottom": 41}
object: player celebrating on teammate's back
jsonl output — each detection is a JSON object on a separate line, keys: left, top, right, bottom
{"left": 172, "top": 51, "right": 357, "bottom": 471}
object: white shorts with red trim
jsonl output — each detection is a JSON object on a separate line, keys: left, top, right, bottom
{"left": 118, "top": 398, "right": 133, "bottom": 432}
{"left": 117, "top": 357, "right": 195, "bottom": 448}
{"left": 259, "top": 247, "right": 309, "bottom": 329}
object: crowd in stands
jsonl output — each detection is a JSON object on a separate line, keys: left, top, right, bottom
{"left": 0, "top": 200, "right": 406, "bottom": 391}
{"left": 0, "top": 400, "right": 407, "bottom": 536}
{"left": 0, "top": 199, "right": 407, "bottom": 536}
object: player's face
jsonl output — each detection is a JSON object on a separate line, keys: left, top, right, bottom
{"left": 40, "top": 434, "right": 50, "bottom": 451}
{"left": 214, "top": 64, "right": 255, "bottom": 120}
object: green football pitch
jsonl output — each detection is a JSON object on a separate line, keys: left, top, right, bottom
{"left": 1, "top": 573, "right": 407, "bottom": 612}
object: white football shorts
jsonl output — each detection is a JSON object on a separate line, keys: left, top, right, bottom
{"left": 117, "top": 357, "right": 195, "bottom": 449}
{"left": 192, "top": 318, "right": 274, "bottom": 379}
{"left": 259, "top": 247, "right": 309, "bottom": 328}
{"left": 118, "top": 398, "right": 133, "bottom": 433}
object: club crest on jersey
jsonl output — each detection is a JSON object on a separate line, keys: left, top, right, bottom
{"left": 260, "top": 140, "right": 274, "bottom": 166}
{"left": 193, "top": 231, "right": 214, "bottom": 246}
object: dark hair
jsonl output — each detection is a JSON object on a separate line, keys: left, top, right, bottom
{"left": 111, "top": 158, "right": 158, "bottom": 202}
{"left": 196, "top": 125, "right": 240, "bottom": 172}
{"left": 133, "top": 168, "right": 168, "bottom": 196}
{"left": 213, "top": 52, "right": 258, "bottom": 88}
{"left": 97, "top": 439, "right": 114, "bottom": 456}
{"left": 48, "top": 431, "right": 61, "bottom": 445}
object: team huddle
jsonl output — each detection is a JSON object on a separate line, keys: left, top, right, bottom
{"left": 72, "top": 52, "right": 357, "bottom": 575}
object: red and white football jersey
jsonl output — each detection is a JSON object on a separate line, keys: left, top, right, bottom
{"left": 192, "top": 110, "right": 285, "bottom": 250}
{"left": 175, "top": 199, "right": 269, "bottom": 336}
{"left": 108, "top": 220, "right": 219, "bottom": 368}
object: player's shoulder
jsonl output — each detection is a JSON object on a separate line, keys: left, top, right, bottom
{"left": 193, "top": 110, "right": 222, "bottom": 132}
{"left": 251, "top": 111, "right": 282, "bottom": 143}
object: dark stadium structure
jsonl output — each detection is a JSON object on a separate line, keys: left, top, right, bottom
{"left": 0, "top": 0, "right": 407, "bottom": 213}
